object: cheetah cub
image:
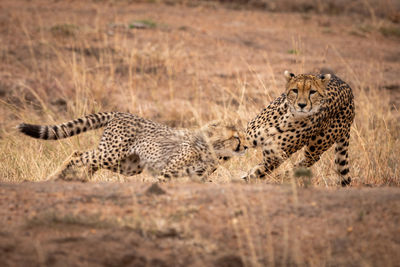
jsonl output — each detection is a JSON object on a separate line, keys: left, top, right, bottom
{"left": 245, "top": 71, "right": 355, "bottom": 186}
{"left": 18, "top": 112, "right": 246, "bottom": 181}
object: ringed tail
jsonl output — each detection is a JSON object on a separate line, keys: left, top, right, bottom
{"left": 17, "top": 112, "right": 117, "bottom": 140}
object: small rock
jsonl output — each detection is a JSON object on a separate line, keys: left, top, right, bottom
{"left": 145, "top": 183, "right": 166, "bottom": 196}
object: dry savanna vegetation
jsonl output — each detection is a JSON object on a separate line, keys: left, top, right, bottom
{"left": 0, "top": 0, "right": 399, "bottom": 266}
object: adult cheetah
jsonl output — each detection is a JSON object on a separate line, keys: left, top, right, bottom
{"left": 245, "top": 71, "right": 355, "bottom": 186}
{"left": 18, "top": 112, "right": 246, "bottom": 181}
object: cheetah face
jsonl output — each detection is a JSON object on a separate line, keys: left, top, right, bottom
{"left": 202, "top": 121, "right": 247, "bottom": 160}
{"left": 284, "top": 71, "right": 331, "bottom": 117}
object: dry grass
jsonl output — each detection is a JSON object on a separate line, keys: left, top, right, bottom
{"left": 0, "top": 0, "right": 399, "bottom": 187}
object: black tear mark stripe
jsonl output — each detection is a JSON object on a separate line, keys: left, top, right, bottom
{"left": 18, "top": 112, "right": 117, "bottom": 140}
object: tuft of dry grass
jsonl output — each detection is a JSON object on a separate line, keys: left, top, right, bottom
{"left": 0, "top": 0, "right": 399, "bottom": 187}
{"left": 379, "top": 25, "right": 400, "bottom": 38}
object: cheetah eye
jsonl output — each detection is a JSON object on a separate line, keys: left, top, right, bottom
{"left": 292, "top": 89, "right": 298, "bottom": 94}
{"left": 310, "top": 90, "right": 317, "bottom": 95}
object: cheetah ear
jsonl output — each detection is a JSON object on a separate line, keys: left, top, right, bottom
{"left": 320, "top": 74, "right": 331, "bottom": 86}
{"left": 201, "top": 120, "right": 220, "bottom": 137}
{"left": 284, "top": 70, "right": 295, "bottom": 82}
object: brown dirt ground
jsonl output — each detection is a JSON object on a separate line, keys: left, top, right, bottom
{"left": 1, "top": 1, "right": 400, "bottom": 266}
{"left": 1, "top": 182, "right": 400, "bottom": 266}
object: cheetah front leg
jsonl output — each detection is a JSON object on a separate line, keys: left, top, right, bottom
{"left": 295, "top": 133, "right": 335, "bottom": 169}
{"left": 245, "top": 155, "right": 285, "bottom": 180}
{"left": 244, "top": 142, "right": 288, "bottom": 181}
{"left": 293, "top": 133, "right": 334, "bottom": 187}
{"left": 106, "top": 154, "right": 144, "bottom": 177}
{"left": 160, "top": 162, "right": 213, "bottom": 182}
{"left": 159, "top": 149, "right": 216, "bottom": 182}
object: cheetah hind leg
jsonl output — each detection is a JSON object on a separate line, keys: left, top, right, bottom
{"left": 159, "top": 162, "right": 213, "bottom": 183}
{"left": 335, "top": 136, "right": 352, "bottom": 187}
{"left": 47, "top": 151, "right": 80, "bottom": 181}
{"left": 47, "top": 151, "right": 96, "bottom": 182}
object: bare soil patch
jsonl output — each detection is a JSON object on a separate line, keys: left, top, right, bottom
{"left": 1, "top": 182, "right": 399, "bottom": 266}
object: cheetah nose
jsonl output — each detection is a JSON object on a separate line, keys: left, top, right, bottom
{"left": 298, "top": 103, "right": 307, "bottom": 109}
{"left": 244, "top": 146, "right": 248, "bottom": 150}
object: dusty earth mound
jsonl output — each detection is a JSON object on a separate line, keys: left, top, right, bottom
{"left": 0, "top": 182, "right": 399, "bottom": 266}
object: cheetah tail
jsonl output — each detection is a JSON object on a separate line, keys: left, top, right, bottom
{"left": 17, "top": 112, "right": 117, "bottom": 140}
